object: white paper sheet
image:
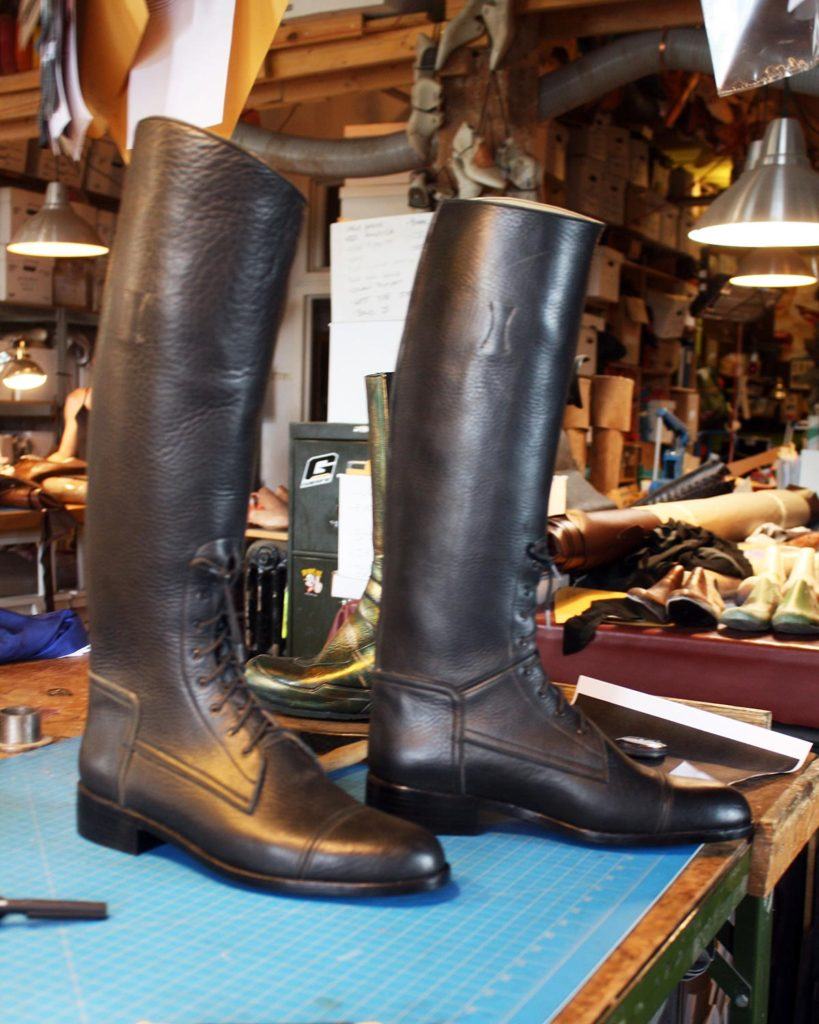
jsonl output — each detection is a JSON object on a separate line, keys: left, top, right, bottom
{"left": 336, "top": 473, "right": 373, "bottom": 600}
{"left": 330, "top": 213, "right": 432, "bottom": 324}
{"left": 327, "top": 320, "right": 403, "bottom": 423}
{"left": 576, "top": 675, "right": 812, "bottom": 773}
{"left": 127, "top": 0, "right": 236, "bottom": 148}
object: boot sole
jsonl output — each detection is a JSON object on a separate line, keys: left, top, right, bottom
{"left": 367, "top": 774, "right": 754, "bottom": 846}
{"left": 260, "top": 700, "right": 370, "bottom": 722}
{"left": 77, "top": 784, "right": 449, "bottom": 896}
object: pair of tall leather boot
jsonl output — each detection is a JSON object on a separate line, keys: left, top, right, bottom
{"left": 79, "top": 124, "right": 751, "bottom": 898}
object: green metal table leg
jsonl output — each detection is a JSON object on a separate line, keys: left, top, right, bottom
{"left": 731, "top": 892, "right": 774, "bottom": 1024}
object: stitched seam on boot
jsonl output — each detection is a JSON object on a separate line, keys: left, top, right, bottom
{"left": 296, "top": 804, "right": 363, "bottom": 879}
{"left": 88, "top": 672, "right": 140, "bottom": 806}
{"left": 463, "top": 730, "right": 609, "bottom": 783}
{"left": 132, "top": 741, "right": 257, "bottom": 813}
{"left": 374, "top": 672, "right": 464, "bottom": 793}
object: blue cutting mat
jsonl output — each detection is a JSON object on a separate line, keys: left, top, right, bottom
{"left": 1, "top": 740, "right": 699, "bottom": 1024}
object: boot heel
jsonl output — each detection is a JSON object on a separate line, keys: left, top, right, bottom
{"left": 366, "top": 774, "right": 482, "bottom": 835}
{"left": 77, "top": 786, "right": 164, "bottom": 855}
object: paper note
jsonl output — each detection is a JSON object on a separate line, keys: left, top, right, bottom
{"left": 336, "top": 473, "right": 373, "bottom": 599}
{"left": 127, "top": 0, "right": 236, "bottom": 148}
{"left": 330, "top": 213, "right": 432, "bottom": 324}
{"left": 327, "top": 320, "right": 403, "bottom": 423}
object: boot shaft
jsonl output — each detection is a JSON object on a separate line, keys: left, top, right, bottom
{"left": 87, "top": 119, "right": 304, "bottom": 686}
{"left": 378, "top": 198, "right": 601, "bottom": 685}
{"left": 365, "top": 372, "right": 391, "bottom": 558}
{"left": 83, "top": 120, "right": 304, "bottom": 793}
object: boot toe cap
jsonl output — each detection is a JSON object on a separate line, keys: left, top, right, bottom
{"left": 666, "top": 779, "right": 753, "bottom": 841}
{"left": 302, "top": 804, "right": 448, "bottom": 889}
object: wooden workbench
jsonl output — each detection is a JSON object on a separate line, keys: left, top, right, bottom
{"left": 1, "top": 655, "right": 817, "bottom": 1021}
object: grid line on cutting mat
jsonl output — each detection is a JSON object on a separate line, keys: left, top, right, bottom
{"left": 1, "top": 740, "right": 698, "bottom": 1024}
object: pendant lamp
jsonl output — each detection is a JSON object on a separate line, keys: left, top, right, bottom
{"left": 729, "top": 249, "right": 817, "bottom": 288}
{"left": 1, "top": 340, "right": 47, "bottom": 391}
{"left": 6, "top": 182, "right": 109, "bottom": 258}
{"left": 689, "top": 118, "right": 819, "bottom": 248}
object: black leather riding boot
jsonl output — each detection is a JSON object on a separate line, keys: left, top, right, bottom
{"left": 78, "top": 118, "right": 447, "bottom": 895}
{"left": 367, "top": 197, "right": 752, "bottom": 844}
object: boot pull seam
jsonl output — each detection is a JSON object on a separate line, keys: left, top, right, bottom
{"left": 88, "top": 672, "right": 140, "bottom": 805}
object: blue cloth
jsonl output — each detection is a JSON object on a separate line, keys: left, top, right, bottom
{"left": 0, "top": 607, "right": 88, "bottom": 664}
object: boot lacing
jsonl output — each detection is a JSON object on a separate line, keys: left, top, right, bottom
{"left": 527, "top": 539, "right": 588, "bottom": 736}
{"left": 190, "top": 553, "right": 277, "bottom": 756}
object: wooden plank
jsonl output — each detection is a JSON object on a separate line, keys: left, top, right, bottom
{"left": 536, "top": 0, "right": 702, "bottom": 36}
{"left": 270, "top": 11, "right": 362, "bottom": 51}
{"left": 446, "top": 0, "right": 701, "bottom": 33}
{"left": 745, "top": 754, "right": 819, "bottom": 897}
{"left": 267, "top": 23, "right": 427, "bottom": 81}
{"left": 0, "top": 69, "right": 39, "bottom": 95}
{"left": 0, "top": 508, "right": 43, "bottom": 532}
{"left": 249, "top": 62, "right": 416, "bottom": 110}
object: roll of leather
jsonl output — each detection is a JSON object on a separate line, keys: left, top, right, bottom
{"left": 549, "top": 488, "right": 818, "bottom": 571}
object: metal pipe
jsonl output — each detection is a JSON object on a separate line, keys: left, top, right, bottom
{"left": 232, "top": 121, "right": 425, "bottom": 179}
{"left": 539, "top": 28, "right": 819, "bottom": 121}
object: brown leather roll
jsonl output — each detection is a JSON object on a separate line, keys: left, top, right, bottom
{"left": 547, "top": 507, "right": 662, "bottom": 571}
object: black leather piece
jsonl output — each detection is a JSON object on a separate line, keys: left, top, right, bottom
{"left": 79, "top": 118, "right": 446, "bottom": 893}
{"left": 368, "top": 198, "right": 753, "bottom": 843}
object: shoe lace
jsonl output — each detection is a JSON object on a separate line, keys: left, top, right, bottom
{"left": 189, "top": 553, "right": 276, "bottom": 756}
{"left": 527, "top": 538, "right": 587, "bottom": 735}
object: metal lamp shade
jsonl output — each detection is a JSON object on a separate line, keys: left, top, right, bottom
{"left": 1, "top": 343, "right": 47, "bottom": 390}
{"left": 6, "top": 182, "right": 109, "bottom": 258}
{"left": 689, "top": 118, "right": 819, "bottom": 248}
{"left": 729, "top": 248, "right": 817, "bottom": 288}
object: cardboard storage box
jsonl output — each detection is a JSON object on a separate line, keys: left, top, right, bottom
{"left": 0, "top": 187, "right": 42, "bottom": 242}
{"left": 0, "top": 141, "right": 28, "bottom": 175}
{"left": 660, "top": 203, "right": 680, "bottom": 250}
{"left": 606, "top": 126, "right": 630, "bottom": 179}
{"left": 586, "top": 245, "right": 623, "bottom": 303}
{"left": 543, "top": 173, "right": 567, "bottom": 208}
{"left": 677, "top": 209, "right": 700, "bottom": 258}
{"left": 650, "top": 160, "right": 671, "bottom": 197}
{"left": 91, "top": 257, "right": 109, "bottom": 312}
{"left": 670, "top": 166, "right": 694, "bottom": 199}
{"left": 612, "top": 296, "right": 648, "bottom": 365}
{"left": 647, "top": 289, "right": 690, "bottom": 339}
{"left": 95, "top": 208, "right": 117, "bottom": 248}
{"left": 53, "top": 258, "right": 90, "bottom": 309}
{"left": 629, "top": 138, "right": 650, "bottom": 188}
{"left": 625, "top": 184, "right": 663, "bottom": 242}
{"left": 0, "top": 251, "right": 53, "bottom": 305}
{"left": 58, "top": 142, "right": 90, "bottom": 189}
{"left": 70, "top": 201, "right": 97, "bottom": 229}
{"left": 543, "top": 120, "right": 568, "bottom": 181}
{"left": 27, "top": 142, "right": 56, "bottom": 182}
{"left": 568, "top": 116, "right": 609, "bottom": 163}
{"left": 84, "top": 138, "right": 125, "bottom": 197}
{"left": 576, "top": 312, "right": 604, "bottom": 376}
{"left": 566, "top": 156, "right": 606, "bottom": 219}
{"left": 600, "top": 173, "right": 626, "bottom": 225}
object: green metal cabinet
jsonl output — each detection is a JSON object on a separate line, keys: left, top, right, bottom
{"left": 287, "top": 421, "right": 369, "bottom": 657}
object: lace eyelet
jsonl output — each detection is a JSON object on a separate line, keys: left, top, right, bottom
{"left": 198, "top": 676, "right": 207, "bottom": 686}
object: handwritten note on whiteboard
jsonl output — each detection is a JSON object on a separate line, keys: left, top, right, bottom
{"left": 330, "top": 213, "right": 433, "bottom": 323}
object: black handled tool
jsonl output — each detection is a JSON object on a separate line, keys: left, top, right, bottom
{"left": 0, "top": 897, "right": 108, "bottom": 921}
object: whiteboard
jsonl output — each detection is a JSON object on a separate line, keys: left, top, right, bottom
{"left": 330, "top": 212, "right": 433, "bottom": 324}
